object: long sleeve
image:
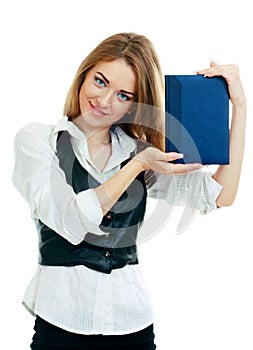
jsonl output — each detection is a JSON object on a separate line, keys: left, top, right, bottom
{"left": 146, "top": 169, "right": 222, "bottom": 215}
{"left": 12, "top": 123, "right": 105, "bottom": 245}
{"left": 16, "top": 122, "right": 155, "bottom": 337}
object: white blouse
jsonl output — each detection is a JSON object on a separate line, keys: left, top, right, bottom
{"left": 12, "top": 116, "right": 222, "bottom": 335}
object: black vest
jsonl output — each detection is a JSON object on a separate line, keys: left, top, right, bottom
{"left": 35, "top": 130, "right": 147, "bottom": 274}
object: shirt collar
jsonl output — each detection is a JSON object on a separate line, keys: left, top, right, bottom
{"left": 103, "top": 126, "right": 136, "bottom": 171}
{"left": 51, "top": 116, "right": 85, "bottom": 151}
{"left": 51, "top": 117, "right": 136, "bottom": 169}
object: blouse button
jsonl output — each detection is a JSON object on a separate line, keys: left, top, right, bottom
{"left": 105, "top": 213, "right": 112, "bottom": 220}
{"left": 105, "top": 251, "right": 111, "bottom": 258}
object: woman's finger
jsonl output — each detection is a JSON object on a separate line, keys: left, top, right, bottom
{"left": 210, "top": 60, "right": 218, "bottom": 67}
{"left": 197, "top": 63, "right": 239, "bottom": 83}
{"left": 197, "top": 60, "right": 220, "bottom": 76}
{"left": 163, "top": 152, "right": 184, "bottom": 162}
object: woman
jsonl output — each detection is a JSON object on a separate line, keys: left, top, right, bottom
{"left": 12, "top": 32, "right": 246, "bottom": 349}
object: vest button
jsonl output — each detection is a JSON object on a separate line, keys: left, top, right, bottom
{"left": 105, "top": 251, "right": 111, "bottom": 258}
{"left": 105, "top": 213, "right": 112, "bottom": 220}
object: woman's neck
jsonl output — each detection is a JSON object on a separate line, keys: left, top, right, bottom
{"left": 72, "top": 115, "right": 111, "bottom": 146}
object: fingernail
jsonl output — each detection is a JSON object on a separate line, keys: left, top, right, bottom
{"left": 178, "top": 153, "right": 184, "bottom": 159}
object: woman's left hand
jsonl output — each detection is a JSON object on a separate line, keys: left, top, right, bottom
{"left": 197, "top": 61, "right": 247, "bottom": 108}
{"left": 198, "top": 61, "right": 247, "bottom": 208}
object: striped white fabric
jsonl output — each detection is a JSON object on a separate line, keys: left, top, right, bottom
{"left": 12, "top": 117, "right": 222, "bottom": 335}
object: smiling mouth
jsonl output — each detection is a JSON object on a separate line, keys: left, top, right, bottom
{"left": 89, "top": 102, "right": 108, "bottom": 117}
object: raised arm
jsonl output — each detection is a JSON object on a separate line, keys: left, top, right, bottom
{"left": 197, "top": 62, "right": 247, "bottom": 207}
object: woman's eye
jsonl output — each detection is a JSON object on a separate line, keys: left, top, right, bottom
{"left": 117, "top": 93, "right": 130, "bottom": 101}
{"left": 95, "top": 77, "right": 106, "bottom": 87}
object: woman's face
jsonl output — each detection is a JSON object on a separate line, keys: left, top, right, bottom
{"left": 78, "top": 59, "right": 137, "bottom": 130}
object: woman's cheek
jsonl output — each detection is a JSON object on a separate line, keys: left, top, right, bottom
{"left": 111, "top": 103, "right": 129, "bottom": 120}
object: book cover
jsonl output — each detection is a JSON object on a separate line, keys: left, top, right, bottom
{"left": 165, "top": 74, "right": 230, "bottom": 165}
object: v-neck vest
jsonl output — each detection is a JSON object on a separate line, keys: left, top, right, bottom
{"left": 35, "top": 130, "right": 147, "bottom": 274}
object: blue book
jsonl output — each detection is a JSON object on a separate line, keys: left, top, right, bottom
{"left": 165, "top": 75, "right": 230, "bottom": 165}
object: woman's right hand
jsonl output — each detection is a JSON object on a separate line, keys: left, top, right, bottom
{"left": 134, "top": 147, "right": 202, "bottom": 175}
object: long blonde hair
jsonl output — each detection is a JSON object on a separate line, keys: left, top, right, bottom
{"left": 64, "top": 32, "right": 165, "bottom": 151}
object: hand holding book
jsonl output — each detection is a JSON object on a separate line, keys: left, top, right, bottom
{"left": 197, "top": 60, "right": 246, "bottom": 108}
{"left": 198, "top": 61, "right": 247, "bottom": 207}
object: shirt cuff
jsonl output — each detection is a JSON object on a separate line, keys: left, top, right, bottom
{"left": 199, "top": 172, "right": 223, "bottom": 215}
{"left": 76, "top": 189, "right": 105, "bottom": 235}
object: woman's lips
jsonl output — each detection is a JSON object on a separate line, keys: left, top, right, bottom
{"left": 89, "top": 101, "right": 108, "bottom": 117}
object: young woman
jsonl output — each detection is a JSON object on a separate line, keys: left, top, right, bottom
{"left": 12, "top": 32, "right": 246, "bottom": 349}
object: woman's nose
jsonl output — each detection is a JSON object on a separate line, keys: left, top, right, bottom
{"left": 97, "top": 91, "right": 113, "bottom": 107}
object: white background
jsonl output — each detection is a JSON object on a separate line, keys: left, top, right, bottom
{"left": 1, "top": 0, "right": 252, "bottom": 349}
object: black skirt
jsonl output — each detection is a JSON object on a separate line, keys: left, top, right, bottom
{"left": 30, "top": 316, "right": 156, "bottom": 350}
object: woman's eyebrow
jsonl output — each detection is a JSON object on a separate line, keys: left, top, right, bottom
{"left": 120, "top": 89, "right": 135, "bottom": 97}
{"left": 96, "top": 72, "right": 110, "bottom": 84}
{"left": 96, "top": 71, "right": 136, "bottom": 97}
